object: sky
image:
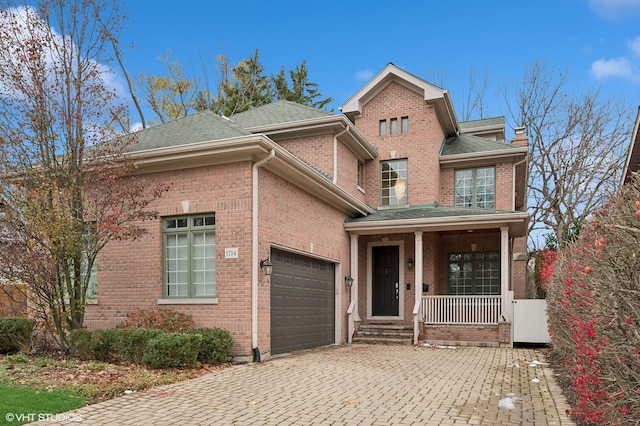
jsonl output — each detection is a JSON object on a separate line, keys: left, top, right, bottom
{"left": 118, "top": 0, "right": 640, "bottom": 134}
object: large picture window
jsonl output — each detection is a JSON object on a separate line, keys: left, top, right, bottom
{"left": 455, "top": 167, "right": 495, "bottom": 209}
{"left": 164, "top": 214, "right": 216, "bottom": 298}
{"left": 380, "top": 159, "right": 408, "bottom": 206}
{"left": 448, "top": 252, "right": 500, "bottom": 295}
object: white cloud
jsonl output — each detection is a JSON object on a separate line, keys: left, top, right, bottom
{"left": 355, "top": 69, "right": 373, "bottom": 81}
{"left": 627, "top": 36, "right": 640, "bottom": 56}
{"left": 588, "top": 0, "right": 640, "bottom": 20}
{"left": 590, "top": 57, "right": 636, "bottom": 79}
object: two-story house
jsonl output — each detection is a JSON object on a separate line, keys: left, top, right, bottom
{"left": 85, "top": 63, "right": 529, "bottom": 361}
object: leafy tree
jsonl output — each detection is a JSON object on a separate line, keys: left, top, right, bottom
{"left": 137, "top": 49, "right": 332, "bottom": 126}
{"left": 273, "top": 60, "right": 333, "bottom": 110}
{"left": 137, "top": 50, "right": 200, "bottom": 126}
{"left": 0, "top": 0, "right": 168, "bottom": 349}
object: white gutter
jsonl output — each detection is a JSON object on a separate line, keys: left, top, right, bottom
{"left": 333, "top": 125, "right": 349, "bottom": 183}
{"left": 251, "top": 149, "right": 275, "bottom": 361}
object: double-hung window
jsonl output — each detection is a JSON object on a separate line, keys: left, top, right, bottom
{"left": 448, "top": 252, "right": 500, "bottom": 295}
{"left": 380, "top": 159, "right": 408, "bottom": 206}
{"left": 455, "top": 167, "right": 495, "bottom": 209}
{"left": 164, "top": 214, "right": 216, "bottom": 298}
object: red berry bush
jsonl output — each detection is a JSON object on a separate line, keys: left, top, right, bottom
{"left": 547, "top": 175, "right": 640, "bottom": 425}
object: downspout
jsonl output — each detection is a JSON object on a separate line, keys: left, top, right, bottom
{"left": 333, "top": 125, "right": 349, "bottom": 184}
{"left": 252, "top": 149, "right": 275, "bottom": 362}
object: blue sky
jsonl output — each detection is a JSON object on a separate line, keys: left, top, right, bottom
{"left": 120, "top": 0, "right": 640, "bottom": 132}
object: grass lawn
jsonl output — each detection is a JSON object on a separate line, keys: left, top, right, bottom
{"left": 0, "top": 384, "right": 85, "bottom": 425}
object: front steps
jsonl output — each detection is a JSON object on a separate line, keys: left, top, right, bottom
{"left": 353, "top": 324, "right": 414, "bottom": 345}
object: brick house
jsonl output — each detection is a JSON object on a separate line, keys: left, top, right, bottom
{"left": 85, "top": 63, "right": 529, "bottom": 361}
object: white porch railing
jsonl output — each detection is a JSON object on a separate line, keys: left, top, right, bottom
{"left": 422, "top": 295, "right": 502, "bottom": 325}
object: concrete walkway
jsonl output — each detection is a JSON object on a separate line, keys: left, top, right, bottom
{"left": 29, "top": 344, "right": 575, "bottom": 425}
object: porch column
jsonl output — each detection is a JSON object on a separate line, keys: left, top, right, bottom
{"left": 350, "top": 234, "right": 360, "bottom": 322}
{"left": 414, "top": 231, "right": 423, "bottom": 306}
{"left": 500, "top": 226, "right": 510, "bottom": 321}
{"left": 413, "top": 231, "right": 423, "bottom": 344}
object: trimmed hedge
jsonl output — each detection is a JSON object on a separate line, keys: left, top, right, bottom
{"left": 110, "top": 328, "right": 164, "bottom": 364}
{"left": 0, "top": 317, "right": 34, "bottom": 354}
{"left": 142, "top": 333, "right": 202, "bottom": 369}
{"left": 116, "top": 308, "right": 194, "bottom": 333}
{"left": 189, "top": 327, "right": 234, "bottom": 365}
{"left": 69, "top": 328, "right": 116, "bottom": 361}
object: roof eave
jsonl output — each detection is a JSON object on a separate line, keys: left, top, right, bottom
{"left": 344, "top": 211, "right": 529, "bottom": 237}
{"left": 439, "top": 147, "right": 528, "bottom": 167}
{"left": 129, "top": 134, "right": 374, "bottom": 216}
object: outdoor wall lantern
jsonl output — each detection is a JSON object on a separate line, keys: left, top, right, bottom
{"left": 344, "top": 276, "right": 354, "bottom": 287}
{"left": 260, "top": 258, "right": 273, "bottom": 276}
{"left": 407, "top": 257, "right": 414, "bottom": 270}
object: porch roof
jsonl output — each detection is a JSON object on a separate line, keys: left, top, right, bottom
{"left": 344, "top": 203, "right": 528, "bottom": 237}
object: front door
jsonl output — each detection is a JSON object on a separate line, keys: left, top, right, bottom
{"left": 372, "top": 245, "right": 400, "bottom": 317}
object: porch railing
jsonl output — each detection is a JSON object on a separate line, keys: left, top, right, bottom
{"left": 422, "top": 295, "right": 502, "bottom": 325}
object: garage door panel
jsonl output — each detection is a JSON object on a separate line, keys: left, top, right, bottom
{"left": 270, "top": 249, "right": 335, "bottom": 355}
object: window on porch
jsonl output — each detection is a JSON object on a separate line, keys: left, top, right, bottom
{"left": 448, "top": 252, "right": 500, "bottom": 295}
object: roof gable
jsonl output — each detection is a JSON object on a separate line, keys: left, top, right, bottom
{"left": 340, "top": 63, "right": 459, "bottom": 135}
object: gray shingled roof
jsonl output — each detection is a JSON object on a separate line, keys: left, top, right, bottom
{"left": 127, "top": 110, "right": 250, "bottom": 152}
{"left": 440, "top": 134, "right": 521, "bottom": 156}
{"left": 345, "top": 203, "right": 518, "bottom": 223}
{"left": 459, "top": 116, "right": 505, "bottom": 130}
{"left": 230, "top": 100, "right": 335, "bottom": 129}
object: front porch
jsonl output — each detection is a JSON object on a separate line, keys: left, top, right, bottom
{"left": 349, "top": 293, "right": 513, "bottom": 347}
{"left": 344, "top": 207, "right": 528, "bottom": 347}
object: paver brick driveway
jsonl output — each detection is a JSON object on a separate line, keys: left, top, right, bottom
{"left": 29, "top": 344, "right": 575, "bottom": 425}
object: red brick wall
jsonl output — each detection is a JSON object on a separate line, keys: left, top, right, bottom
{"left": 440, "top": 162, "right": 514, "bottom": 210}
{"left": 277, "top": 134, "right": 334, "bottom": 180}
{"left": 258, "top": 168, "right": 352, "bottom": 351}
{"left": 353, "top": 82, "right": 445, "bottom": 207}
{"left": 85, "top": 161, "right": 255, "bottom": 356}
{"left": 423, "top": 325, "right": 500, "bottom": 346}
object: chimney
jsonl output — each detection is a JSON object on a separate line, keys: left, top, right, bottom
{"left": 511, "top": 126, "right": 528, "bottom": 148}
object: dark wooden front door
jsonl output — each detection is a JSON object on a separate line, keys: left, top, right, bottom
{"left": 372, "top": 246, "right": 399, "bottom": 316}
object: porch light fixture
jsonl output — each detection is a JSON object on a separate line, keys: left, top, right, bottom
{"left": 345, "top": 276, "right": 354, "bottom": 287}
{"left": 260, "top": 258, "right": 273, "bottom": 276}
{"left": 407, "top": 258, "right": 414, "bottom": 270}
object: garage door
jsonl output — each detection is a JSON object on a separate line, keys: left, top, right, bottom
{"left": 270, "top": 249, "right": 335, "bottom": 355}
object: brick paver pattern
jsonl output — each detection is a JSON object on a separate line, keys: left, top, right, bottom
{"left": 28, "top": 344, "right": 575, "bottom": 425}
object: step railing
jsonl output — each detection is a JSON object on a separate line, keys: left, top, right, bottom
{"left": 422, "top": 295, "right": 501, "bottom": 325}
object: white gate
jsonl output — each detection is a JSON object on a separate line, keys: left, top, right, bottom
{"left": 513, "top": 299, "right": 550, "bottom": 344}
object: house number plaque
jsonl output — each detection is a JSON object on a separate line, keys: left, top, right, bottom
{"left": 224, "top": 248, "right": 239, "bottom": 259}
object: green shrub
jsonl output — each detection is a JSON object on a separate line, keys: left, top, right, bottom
{"left": 117, "top": 308, "right": 194, "bottom": 333}
{"left": 110, "top": 328, "right": 164, "bottom": 364}
{"left": 188, "top": 327, "right": 234, "bottom": 364}
{"left": 142, "top": 333, "right": 202, "bottom": 369}
{"left": 69, "top": 328, "right": 116, "bottom": 361}
{"left": 0, "top": 318, "right": 35, "bottom": 354}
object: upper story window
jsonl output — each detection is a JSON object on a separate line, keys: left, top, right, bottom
{"left": 455, "top": 167, "right": 495, "bottom": 209}
{"left": 357, "top": 162, "right": 364, "bottom": 188}
{"left": 379, "top": 120, "right": 387, "bottom": 136}
{"left": 380, "top": 159, "right": 408, "bottom": 206}
{"left": 449, "top": 252, "right": 500, "bottom": 295}
{"left": 401, "top": 116, "right": 409, "bottom": 133}
{"left": 390, "top": 118, "right": 398, "bottom": 135}
{"left": 164, "top": 214, "right": 216, "bottom": 298}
